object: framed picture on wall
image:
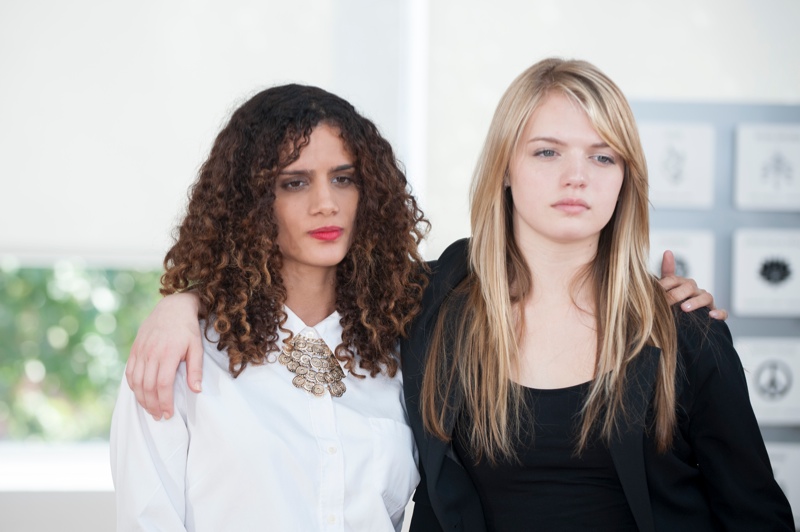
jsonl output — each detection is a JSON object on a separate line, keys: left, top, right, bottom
{"left": 639, "top": 122, "right": 715, "bottom": 210}
{"left": 736, "top": 337, "right": 800, "bottom": 425}
{"left": 732, "top": 229, "right": 800, "bottom": 317}
{"left": 648, "top": 229, "right": 714, "bottom": 293}
{"left": 735, "top": 123, "right": 800, "bottom": 211}
{"left": 765, "top": 442, "right": 800, "bottom": 518}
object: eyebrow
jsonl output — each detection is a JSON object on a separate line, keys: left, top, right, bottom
{"left": 278, "top": 164, "right": 355, "bottom": 176}
{"left": 526, "top": 136, "right": 610, "bottom": 149}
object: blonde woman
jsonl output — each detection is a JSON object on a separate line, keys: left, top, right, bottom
{"left": 409, "top": 59, "right": 792, "bottom": 531}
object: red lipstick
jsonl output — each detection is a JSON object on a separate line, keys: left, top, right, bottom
{"left": 309, "top": 227, "right": 344, "bottom": 241}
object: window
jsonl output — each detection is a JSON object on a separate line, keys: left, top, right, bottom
{"left": 0, "top": 258, "right": 161, "bottom": 441}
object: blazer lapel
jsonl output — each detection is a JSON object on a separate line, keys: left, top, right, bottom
{"left": 609, "top": 346, "right": 660, "bottom": 532}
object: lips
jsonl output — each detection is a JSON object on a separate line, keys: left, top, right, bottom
{"left": 309, "top": 227, "right": 344, "bottom": 241}
{"left": 552, "top": 198, "right": 588, "bottom": 214}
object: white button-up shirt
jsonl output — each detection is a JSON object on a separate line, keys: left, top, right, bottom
{"left": 111, "top": 308, "right": 420, "bottom": 531}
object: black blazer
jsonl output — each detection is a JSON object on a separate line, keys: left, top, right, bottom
{"left": 400, "top": 238, "right": 794, "bottom": 532}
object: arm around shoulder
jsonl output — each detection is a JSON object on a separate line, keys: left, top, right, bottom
{"left": 126, "top": 291, "right": 205, "bottom": 420}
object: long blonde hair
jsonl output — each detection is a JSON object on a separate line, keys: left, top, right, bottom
{"left": 422, "top": 58, "right": 677, "bottom": 462}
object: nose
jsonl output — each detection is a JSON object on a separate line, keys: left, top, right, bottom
{"left": 311, "top": 181, "right": 338, "bottom": 215}
{"left": 563, "top": 156, "right": 587, "bottom": 188}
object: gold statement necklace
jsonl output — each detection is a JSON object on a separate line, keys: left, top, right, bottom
{"left": 278, "top": 332, "right": 346, "bottom": 397}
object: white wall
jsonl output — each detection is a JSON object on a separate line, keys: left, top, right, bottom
{"left": 0, "top": 0, "right": 416, "bottom": 266}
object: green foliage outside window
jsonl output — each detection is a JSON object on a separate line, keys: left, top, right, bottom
{"left": 0, "top": 258, "right": 162, "bottom": 441}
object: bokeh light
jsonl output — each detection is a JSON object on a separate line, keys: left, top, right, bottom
{"left": 0, "top": 261, "right": 161, "bottom": 441}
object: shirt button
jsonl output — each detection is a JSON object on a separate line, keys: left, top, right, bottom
{"left": 327, "top": 515, "right": 336, "bottom": 524}
{"left": 328, "top": 446, "right": 337, "bottom": 454}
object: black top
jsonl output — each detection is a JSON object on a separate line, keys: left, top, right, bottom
{"left": 402, "top": 238, "right": 793, "bottom": 532}
{"left": 453, "top": 381, "right": 638, "bottom": 532}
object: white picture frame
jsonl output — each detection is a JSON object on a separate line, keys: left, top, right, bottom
{"left": 732, "top": 229, "right": 800, "bottom": 317}
{"left": 735, "top": 123, "right": 800, "bottom": 211}
{"left": 639, "top": 122, "right": 715, "bottom": 210}
{"left": 736, "top": 337, "right": 800, "bottom": 425}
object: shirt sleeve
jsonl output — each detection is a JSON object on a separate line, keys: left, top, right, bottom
{"left": 681, "top": 315, "right": 795, "bottom": 530}
{"left": 110, "top": 364, "right": 190, "bottom": 532}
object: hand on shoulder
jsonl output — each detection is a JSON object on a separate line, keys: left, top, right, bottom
{"left": 125, "top": 291, "right": 204, "bottom": 420}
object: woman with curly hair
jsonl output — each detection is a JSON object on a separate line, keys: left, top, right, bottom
{"left": 111, "top": 84, "right": 428, "bottom": 531}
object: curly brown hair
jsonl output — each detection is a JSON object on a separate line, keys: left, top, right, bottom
{"left": 161, "top": 84, "right": 429, "bottom": 378}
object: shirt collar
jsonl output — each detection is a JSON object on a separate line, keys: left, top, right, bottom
{"left": 283, "top": 306, "right": 344, "bottom": 356}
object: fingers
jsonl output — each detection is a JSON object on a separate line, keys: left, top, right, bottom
{"left": 153, "top": 356, "right": 178, "bottom": 421}
{"left": 658, "top": 276, "right": 699, "bottom": 306}
{"left": 125, "top": 335, "right": 140, "bottom": 391}
{"left": 141, "top": 353, "right": 166, "bottom": 419}
{"left": 681, "top": 290, "right": 730, "bottom": 319}
{"left": 660, "top": 250, "right": 676, "bottom": 279}
{"left": 709, "top": 308, "right": 729, "bottom": 321}
{"left": 656, "top": 249, "right": 728, "bottom": 320}
{"left": 128, "top": 335, "right": 154, "bottom": 417}
{"left": 131, "top": 335, "right": 183, "bottom": 420}
{"left": 677, "top": 288, "right": 712, "bottom": 313}
{"left": 661, "top": 277, "right": 729, "bottom": 320}
{"left": 185, "top": 330, "right": 205, "bottom": 394}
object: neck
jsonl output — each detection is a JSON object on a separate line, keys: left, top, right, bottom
{"left": 513, "top": 234, "right": 601, "bottom": 389}
{"left": 282, "top": 264, "right": 338, "bottom": 327}
{"left": 516, "top": 233, "right": 598, "bottom": 308}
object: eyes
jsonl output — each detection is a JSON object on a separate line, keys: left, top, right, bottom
{"left": 278, "top": 173, "right": 357, "bottom": 191}
{"left": 532, "top": 148, "right": 617, "bottom": 166}
{"left": 593, "top": 154, "right": 616, "bottom": 165}
{"left": 332, "top": 174, "right": 356, "bottom": 186}
{"left": 534, "top": 149, "right": 557, "bottom": 158}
